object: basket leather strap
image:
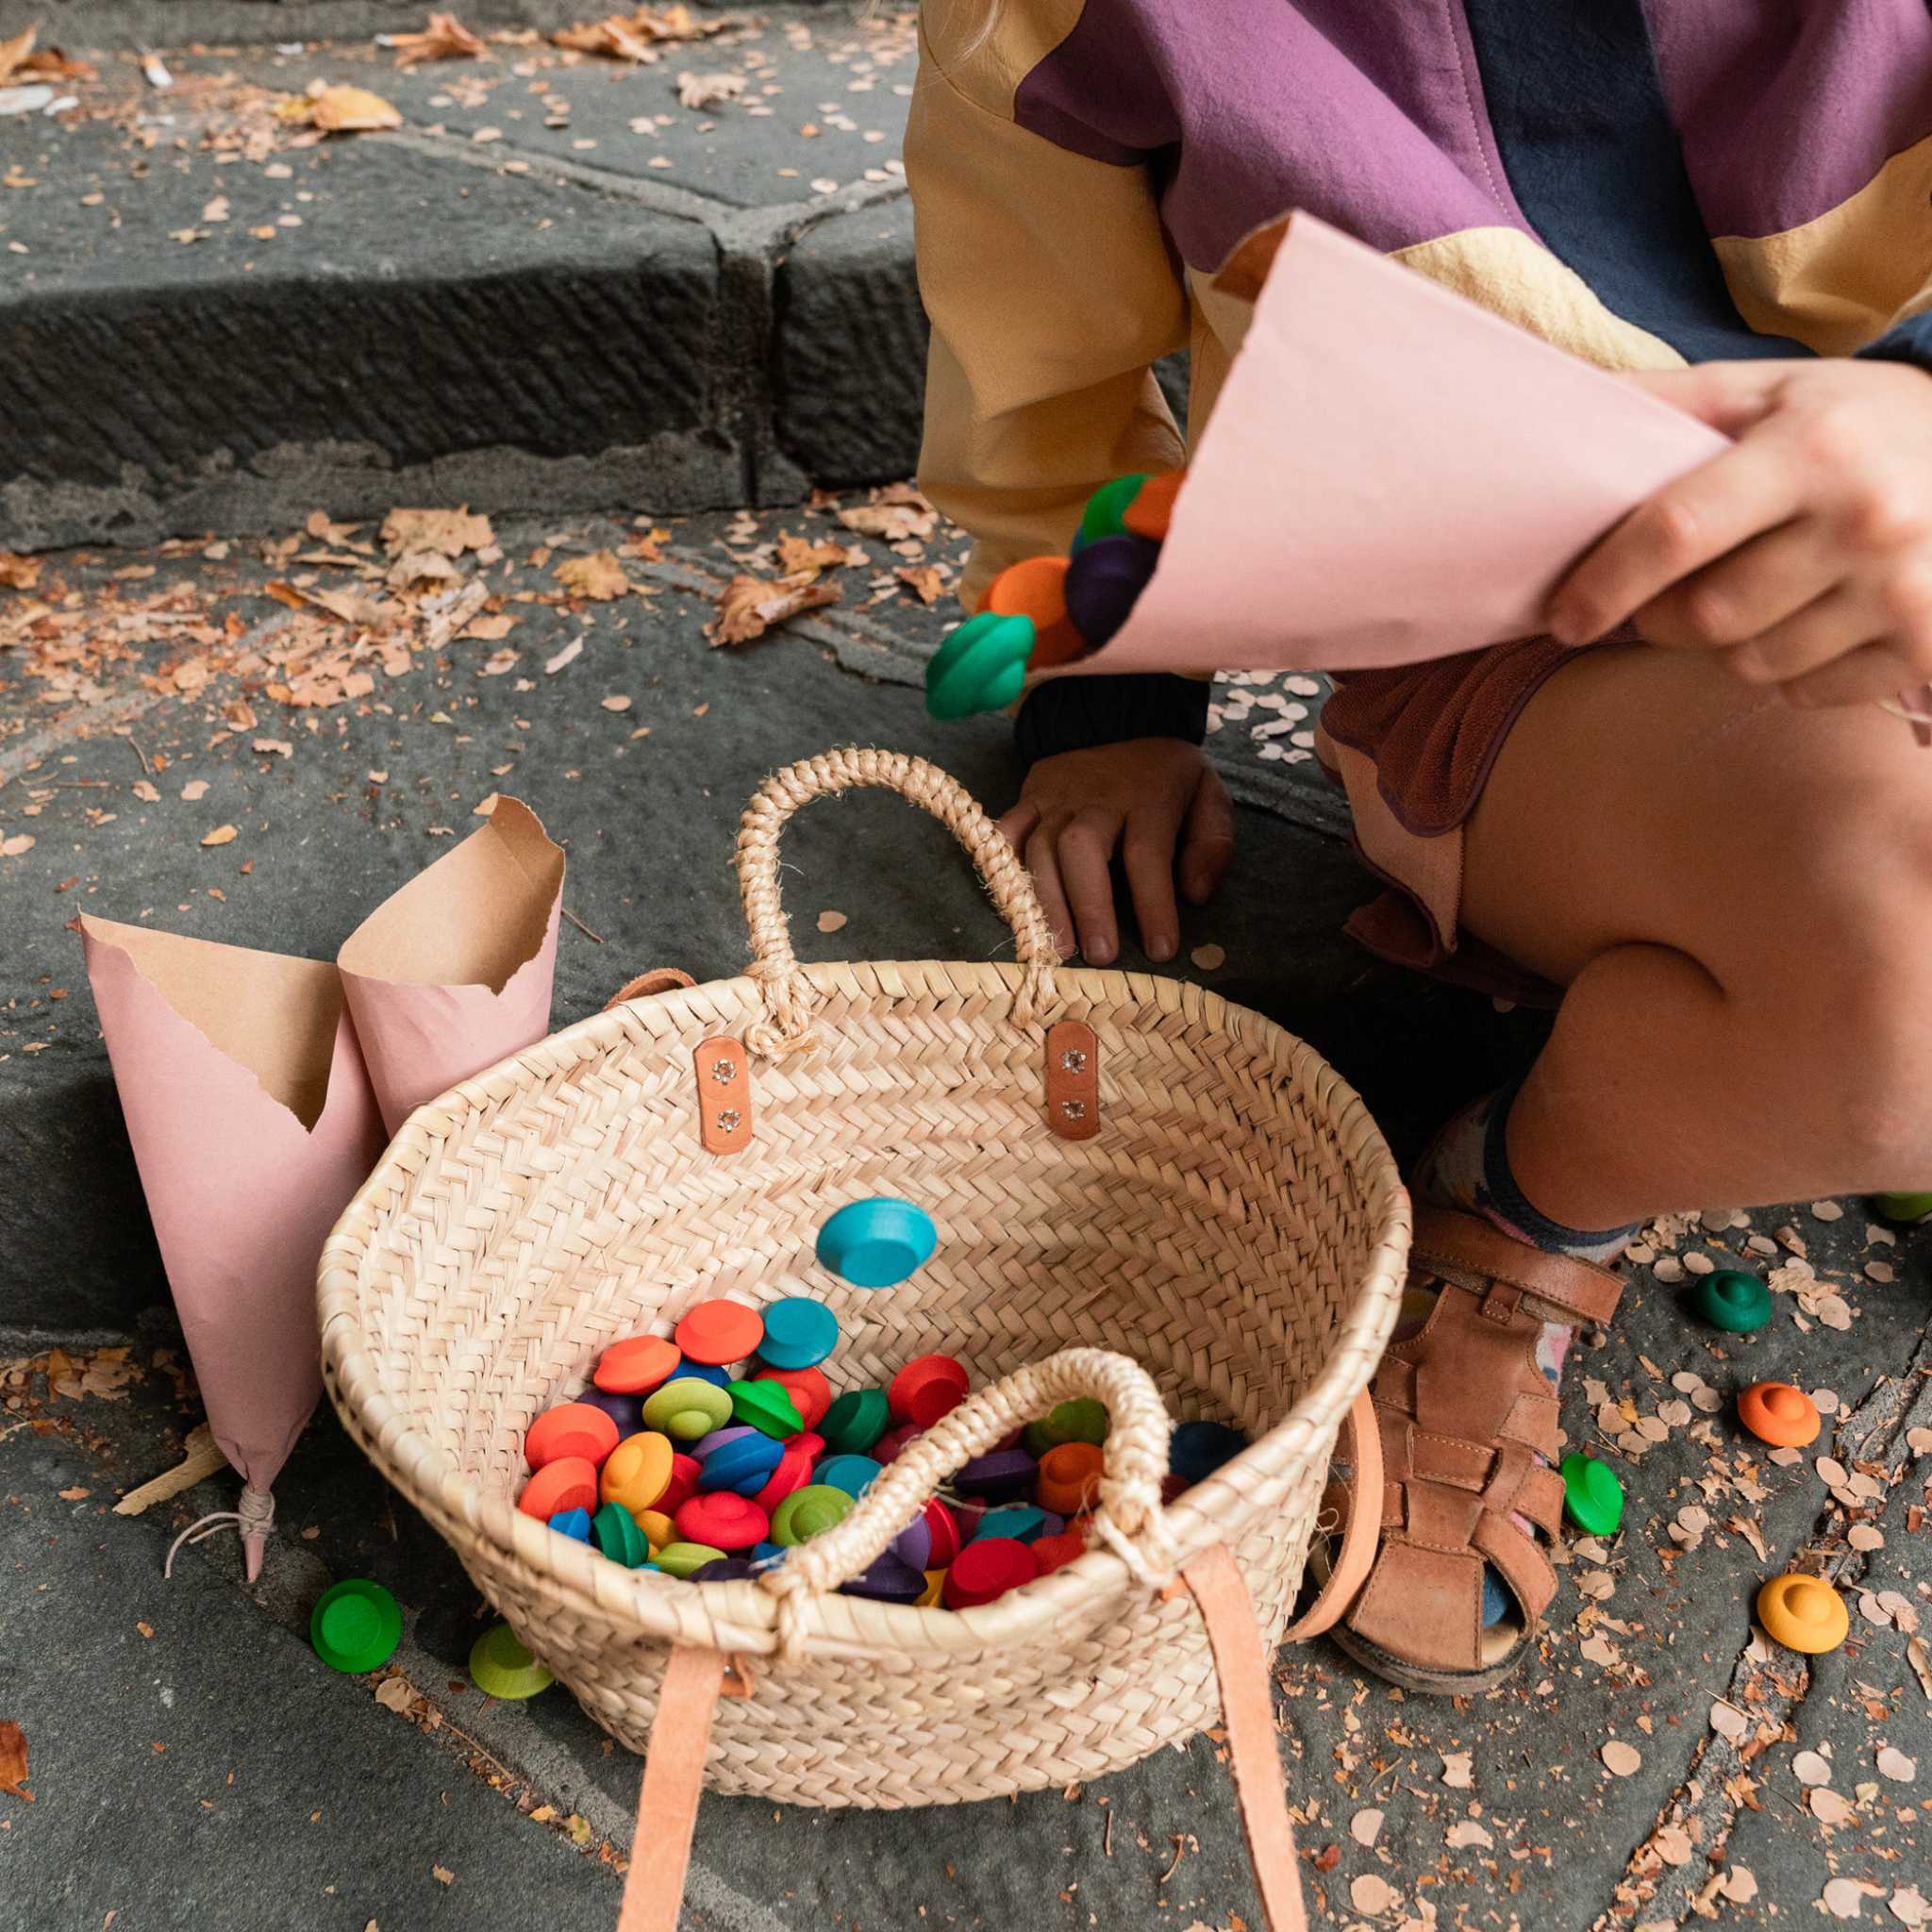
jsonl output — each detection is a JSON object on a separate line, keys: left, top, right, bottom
{"left": 1175, "top": 1544, "right": 1310, "bottom": 1932}
{"left": 1281, "top": 1386, "right": 1382, "bottom": 1642}
{"left": 615, "top": 1646, "right": 726, "bottom": 1932}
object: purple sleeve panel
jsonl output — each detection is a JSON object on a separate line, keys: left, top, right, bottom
{"left": 1012, "top": 0, "right": 1535, "bottom": 273}
{"left": 1643, "top": 0, "right": 1932, "bottom": 239}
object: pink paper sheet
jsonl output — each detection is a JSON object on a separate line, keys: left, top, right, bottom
{"left": 81, "top": 919, "right": 386, "bottom": 1572}
{"left": 1067, "top": 211, "right": 1732, "bottom": 679}
{"left": 337, "top": 797, "right": 565, "bottom": 1137}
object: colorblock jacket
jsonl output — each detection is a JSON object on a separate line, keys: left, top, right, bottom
{"left": 905, "top": 0, "right": 1932, "bottom": 760}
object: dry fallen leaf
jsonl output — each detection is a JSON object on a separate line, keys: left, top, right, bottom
{"left": 816, "top": 910, "right": 847, "bottom": 934}
{"left": 774, "top": 531, "right": 854, "bottom": 579}
{"left": 0, "top": 25, "right": 34, "bottom": 83}
{"left": 1793, "top": 1748, "right": 1834, "bottom": 1785}
{"left": 431, "top": 1863, "right": 455, "bottom": 1886}
{"left": 895, "top": 564, "right": 943, "bottom": 604}
{"left": 374, "top": 1677, "right": 415, "bottom": 1713}
{"left": 1350, "top": 1874, "right": 1399, "bottom": 1915}
{"left": 1824, "top": 1877, "right": 1880, "bottom": 1920}
{"left": 838, "top": 493, "right": 939, "bottom": 543}
{"left": 392, "top": 10, "right": 487, "bottom": 65}
{"left": 1349, "top": 1807, "right": 1383, "bottom": 1847}
{"left": 556, "top": 552, "right": 630, "bottom": 601}
{"left": 200, "top": 824, "right": 239, "bottom": 848}
{"left": 1191, "top": 943, "right": 1226, "bottom": 972}
{"left": 381, "top": 506, "right": 493, "bottom": 557}
{"left": 1812, "top": 1787, "right": 1857, "bottom": 1826}
{"left": 705, "top": 573, "right": 839, "bottom": 646}
{"left": 1445, "top": 1820, "right": 1492, "bottom": 1851}
{"left": 1600, "top": 1740, "right": 1641, "bottom": 1777}
{"left": 180, "top": 778, "right": 208, "bottom": 802}
{"left": 1877, "top": 1746, "right": 1917, "bottom": 1783}
{"left": 544, "top": 637, "right": 583, "bottom": 675}
{"left": 0, "top": 1720, "right": 31, "bottom": 1802}
{"left": 0, "top": 551, "right": 41, "bottom": 591}
{"left": 305, "top": 84, "right": 405, "bottom": 133}
{"left": 600, "top": 694, "right": 632, "bottom": 712}
{"left": 676, "top": 69, "right": 743, "bottom": 108}
{"left": 1, "top": 834, "right": 34, "bottom": 858}
{"left": 1440, "top": 1750, "right": 1473, "bottom": 1789}
{"left": 473, "top": 794, "right": 500, "bottom": 818}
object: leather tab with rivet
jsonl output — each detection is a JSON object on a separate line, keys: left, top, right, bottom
{"left": 694, "top": 1038, "right": 753, "bottom": 1156}
{"left": 1045, "top": 1021, "right": 1100, "bottom": 1141}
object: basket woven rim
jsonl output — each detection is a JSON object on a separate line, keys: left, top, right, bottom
{"left": 318, "top": 958, "right": 1410, "bottom": 1659}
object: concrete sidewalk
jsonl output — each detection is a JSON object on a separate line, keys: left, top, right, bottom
{"left": 4, "top": 504, "right": 1930, "bottom": 1931}
{"left": 1, "top": 7, "right": 933, "bottom": 549}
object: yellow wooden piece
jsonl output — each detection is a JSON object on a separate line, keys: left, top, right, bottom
{"left": 1757, "top": 1574, "right": 1849, "bottom": 1655}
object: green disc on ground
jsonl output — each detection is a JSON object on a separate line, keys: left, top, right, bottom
{"left": 1559, "top": 1453, "right": 1624, "bottom": 1537}
{"left": 309, "top": 1579, "right": 403, "bottom": 1674}
{"left": 469, "top": 1622, "right": 554, "bottom": 1700}
{"left": 1875, "top": 1191, "right": 1932, "bottom": 1224}
{"left": 1694, "top": 1269, "right": 1772, "bottom": 1334}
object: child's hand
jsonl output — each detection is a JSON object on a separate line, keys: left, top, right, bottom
{"left": 998, "top": 740, "right": 1233, "bottom": 965}
{"left": 1548, "top": 358, "right": 1932, "bottom": 708}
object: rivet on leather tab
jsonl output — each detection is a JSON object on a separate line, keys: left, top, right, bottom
{"left": 695, "top": 1038, "right": 753, "bottom": 1156}
{"left": 1045, "top": 1021, "right": 1099, "bottom": 1141}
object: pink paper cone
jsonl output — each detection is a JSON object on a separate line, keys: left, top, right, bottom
{"left": 1066, "top": 210, "right": 1732, "bottom": 680}
{"left": 336, "top": 797, "right": 565, "bottom": 1138}
{"left": 80, "top": 918, "right": 386, "bottom": 1566}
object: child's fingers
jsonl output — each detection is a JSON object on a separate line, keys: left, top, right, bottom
{"left": 1022, "top": 820, "right": 1078, "bottom": 960}
{"left": 1055, "top": 808, "right": 1125, "bottom": 966}
{"left": 1178, "top": 768, "right": 1236, "bottom": 905}
{"left": 1621, "top": 360, "right": 1792, "bottom": 437}
{"left": 996, "top": 803, "right": 1041, "bottom": 858}
{"left": 1630, "top": 517, "right": 1836, "bottom": 652}
{"left": 1778, "top": 638, "right": 1924, "bottom": 711}
{"left": 1122, "top": 809, "right": 1182, "bottom": 963}
{"left": 1548, "top": 435, "right": 1807, "bottom": 645}
{"left": 1721, "top": 584, "right": 1889, "bottom": 686}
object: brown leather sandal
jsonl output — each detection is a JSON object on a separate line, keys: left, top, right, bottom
{"left": 1326, "top": 1206, "right": 1626, "bottom": 1694}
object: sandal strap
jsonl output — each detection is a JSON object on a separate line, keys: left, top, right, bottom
{"left": 1410, "top": 1206, "right": 1624, "bottom": 1327}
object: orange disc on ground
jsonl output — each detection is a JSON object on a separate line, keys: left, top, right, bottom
{"left": 674, "top": 1300, "right": 765, "bottom": 1367}
{"left": 525, "top": 1402, "right": 620, "bottom": 1471}
{"left": 593, "top": 1335, "right": 681, "bottom": 1394}
{"left": 985, "top": 556, "right": 1090, "bottom": 669}
{"left": 1738, "top": 1381, "right": 1822, "bottom": 1448}
{"left": 517, "top": 1457, "right": 598, "bottom": 1520}
{"left": 1036, "top": 1441, "right": 1104, "bottom": 1516}
{"left": 1121, "top": 468, "right": 1185, "bottom": 541}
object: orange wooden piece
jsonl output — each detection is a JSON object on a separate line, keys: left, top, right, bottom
{"left": 1738, "top": 1381, "right": 1822, "bottom": 1448}
{"left": 594, "top": 1334, "right": 681, "bottom": 1394}
{"left": 674, "top": 1300, "right": 764, "bottom": 1367}
{"left": 525, "top": 1401, "right": 620, "bottom": 1471}
{"left": 1121, "top": 468, "right": 1185, "bottom": 541}
{"left": 517, "top": 1457, "right": 598, "bottom": 1520}
{"left": 985, "top": 556, "right": 1090, "bottom": 669}
{"left": 1036, "top": 1441, "right": 1104, "bottom": 1516}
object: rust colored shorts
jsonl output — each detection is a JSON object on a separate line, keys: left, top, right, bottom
{"left": 1314, "top": 636, "right": 1606, "bottom": 1007}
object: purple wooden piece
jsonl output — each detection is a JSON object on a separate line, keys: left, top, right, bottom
{"left": 839, "top": 1552, "right": 926, "bottom": 1604}
{"left": 1064, "top": 535, "right": 1160, "bottom": 649}
{"left": 956, "top": 1447, "right": 1038, "bottom": 1505}
{"left": 577, "top": 1387, "right": 645, "bottom": 1437}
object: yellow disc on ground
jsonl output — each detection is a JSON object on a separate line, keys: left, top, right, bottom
{"left": 1757, "top": 1573, "right": 1849, "bottom": 1655}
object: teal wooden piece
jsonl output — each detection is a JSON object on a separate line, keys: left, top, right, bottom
{"left": 924, "top": 612, "right": 1036, "bottom": 721}
{"left": 1694, "top": 1269, "right": 1772, "bottom": 1334}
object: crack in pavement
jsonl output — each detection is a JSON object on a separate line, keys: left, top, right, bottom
{"left": 1588, "top": 1338, "right": 1932, "bottom": 1930}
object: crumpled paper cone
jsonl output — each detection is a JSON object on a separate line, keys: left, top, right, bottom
{"left": 1066, "top": 210, "right": 1732, "bottom": 679}
{"left": 336, "top": 797, "right": 565, "bottom": 1137}
{"left": 80, "top": 917, "right": 386, "bottom": 1580}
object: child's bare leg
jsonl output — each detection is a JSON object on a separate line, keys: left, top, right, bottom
{"left": 1460, "top": 642, "right": 1932, "bottom": 1225}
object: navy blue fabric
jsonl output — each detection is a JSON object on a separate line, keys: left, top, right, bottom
{"left": 1459, "top": 0, "right": 1808, "bottom": 363}
{"left": 1859, "top": 310, "right": 1932, "bottom": 377}
{"left": 1014, "top": 671, "right": 1209, "bottom": 766}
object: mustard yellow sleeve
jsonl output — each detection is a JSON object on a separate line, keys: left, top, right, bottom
{"left": 907, "top": 3, "right": 1190, "bottom": 611}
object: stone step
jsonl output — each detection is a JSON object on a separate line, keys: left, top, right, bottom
{"left": 0, "top": 7, "right": 929, "bottom": 548}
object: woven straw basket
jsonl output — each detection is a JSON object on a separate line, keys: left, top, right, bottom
{"left": 319, "top": 748, "right": 1408, "bottom": 1928}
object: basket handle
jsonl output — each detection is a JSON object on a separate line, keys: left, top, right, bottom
{"left": 734, "top": 747, "right": 1060, "bottom": 1058}
{"left": 758, "top": 1346, "right": 1175, "bottom": 1619}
